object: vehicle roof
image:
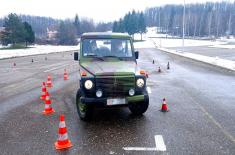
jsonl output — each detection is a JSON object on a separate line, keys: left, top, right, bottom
{"left": 81, "top": 32, "right": 131, "bottom": 39}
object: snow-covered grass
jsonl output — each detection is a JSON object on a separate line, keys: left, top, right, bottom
{"left": 134, "top": 27, "right": 226, "bottom": 48}
{"left": 150, "top": 38, "right": 225, "bottom": 48}
{"left": 134, "top": 40, "right": 155, "bottom": 49}
{"left": 0, "top": 45, "right": 79, "bottom": 59}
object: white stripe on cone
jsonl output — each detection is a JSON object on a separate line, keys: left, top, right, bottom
{"left": 59, "top": 122, "right": 66, "bottom": 128}
{"left": 45, "top": 96, "right": 49, "bottom": 100}
{"left": 45, "top": 104, "right": 50, "bottom": 109}
{"left": 58, "top": 133, "right": 68, "bottom": 141}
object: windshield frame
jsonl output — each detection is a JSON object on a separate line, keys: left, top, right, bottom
{"left": 80, "top": 38, "right": 135, "bottom": 61}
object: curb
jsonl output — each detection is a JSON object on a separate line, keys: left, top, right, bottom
{"left": 151, "top": 40, "right": 235, "bottom": 72}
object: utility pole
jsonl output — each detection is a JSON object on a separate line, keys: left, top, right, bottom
{"left": 159, "top": 8, "right": 161, "bottom": 33}
{"left": 182, "top": 0, "right": 185, "bottom": 51}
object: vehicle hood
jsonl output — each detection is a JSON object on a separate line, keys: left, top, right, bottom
{"left": 80, "top": 60, "right": 136, "bottom": 76}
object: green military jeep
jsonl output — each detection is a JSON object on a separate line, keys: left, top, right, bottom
{"left": 74, "top": 32, "right": 149, "bottom": 121}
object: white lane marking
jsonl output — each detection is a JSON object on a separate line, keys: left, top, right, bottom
{"left": 43, "top": 63, "right": 70, "bottom": 73}
{"left": 123, "top": 135, "right": 166, "bottom": 152}
{"left": 147, "top": 87, "right": 152, "bottom": 94}
{"left": 155, "top": 135, "right": 166, "bottom": 151}
{"left": 123, "top": 147, "right": 157, "bottom": 151}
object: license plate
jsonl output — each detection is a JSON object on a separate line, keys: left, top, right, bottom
{"left": 107, "top": 98, "right": 126, "bottom": 106}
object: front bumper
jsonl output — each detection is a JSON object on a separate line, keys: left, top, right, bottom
{"left": 80, "top": 94, "right": 148, "bottom": 107}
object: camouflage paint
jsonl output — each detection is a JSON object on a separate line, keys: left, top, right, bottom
{"left": 80, "top": 60, "right": 136, "bottom": 76}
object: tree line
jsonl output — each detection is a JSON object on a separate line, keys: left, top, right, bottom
{"left": 112, "top": 10, "right": 146, "bottom": 40}
{"left": 0, "top": 13, "right": 35, "bottom": 46}
{"left": 145, "top": 2, "right": 235, "bottom": 38}
{"left": 0, "top": 14, "right": 112, "bottom": 46}
{"left": 56, "top": 15, "right": 112, "bottom": 45}
{"left": 2, "top": 1, "right": 234, "bottom": 46}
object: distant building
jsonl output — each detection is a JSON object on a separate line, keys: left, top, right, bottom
{"left": 46, "top": 28, "right": 58, "bottom": 40}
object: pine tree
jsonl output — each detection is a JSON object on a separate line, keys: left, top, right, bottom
{"left": 138, "top": 12, "right": 146, "bottom": 40}
{"left": 23, "top": 22, "right": 35, "bottom": 47}
{"left": 74, "top": 14, "right": 81, "bottom": 36}
{"left": 57, "top": 21, "right": 77, "bottom": 45}
{"left": 2, "top": 13, "right": 26, "bottom": 45}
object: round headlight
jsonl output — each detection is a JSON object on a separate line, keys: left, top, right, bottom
{"left": 96, "top": 89, "right": 103, "bottom": 98}
{"left": 136, "top": 78, "right": 145, "bottom": 88}
{"left": 84, "top": 80, "right": 93, "bottom": 89}
{"left": 129, "top": 88, "right": 135, "bottom": 96}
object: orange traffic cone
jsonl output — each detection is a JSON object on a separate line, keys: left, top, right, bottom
{"left": 46, "top": 75, "right": 52, "bottom": 88}
{"left": 158, "top": 67, "right": 161, "bottom": 73}
{"left": 64, "top": 69, "right": 68, "bottom": 80}
{"left": 161, "top": 98, "right": 168, "bottom": 112}
{"left": 55, "top": 115, "right": 73, "bottom": 150}
{"left": 40, "top": 82, "right": 47, "bottom": 100}
{"left": 42, "top": 91, "right": 55, "bottom": 115}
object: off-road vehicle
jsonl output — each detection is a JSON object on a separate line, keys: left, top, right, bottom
{"left": 74, "top": 32, "right": 149, "bottom": 121}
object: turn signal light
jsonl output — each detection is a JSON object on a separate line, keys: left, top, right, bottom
{"left": 140, "top": 70, "right": 146, "bottom": 75}
{"left": 81, "top": 71, "right": 87, "bottom": 76}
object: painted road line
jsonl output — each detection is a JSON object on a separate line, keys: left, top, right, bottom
{"left": 123, "top": 147, "right": 157, "bottom": 151}
{"left": 123, "top": 135, "right": 166, "bottom": 152}
{"left": 147, "top": 87, "right": 152, "bottom": 94}
{"left": 155, "top": 135, "right": 166, "bottom": 151}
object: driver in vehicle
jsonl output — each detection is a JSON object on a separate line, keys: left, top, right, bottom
{"left": 112, "top": 40, "right": 125, "bottom": 57}
{"left": 91, "top": 40, "right": 99, "bottom": 54}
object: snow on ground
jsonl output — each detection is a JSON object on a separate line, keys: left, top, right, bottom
{"left": 134, "top": 27, "right": 235, "bottom": 71}
{"left": 135, "top": 27, "right": 226, "bottom": 48}
{"left": 133, "top": 39, "right": 155, "bottom": 49}
{"left": 0, "top": 45, "right": 79, "bottom": 59}
{"left": 150, "top": 38, "right": 225, "bottom": 48}
{"left": 158, "top": 47, "right": 235, "bottom": 71}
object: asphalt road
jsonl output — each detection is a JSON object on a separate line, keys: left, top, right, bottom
{"left": 169, "top": 46, "right": 235, "bottom": 61}
{"left": 0, "top": 48, "right": 234, "bottom": 155}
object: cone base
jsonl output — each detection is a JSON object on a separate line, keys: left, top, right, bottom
{"left": 55, "top": 140, "right": 72, "bottom": 150}
{"left": 161, "top": 109, "right": 169, "bottom": 112}
{"left": 42, "top": 109, "right": 55, "bottom": 115}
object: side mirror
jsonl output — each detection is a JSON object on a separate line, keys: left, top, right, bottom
{"left": 74, "top": 52, "right": 79, "bottom": 61}
{"left": 135, "top": 51, "right": 139, "bottom": 59}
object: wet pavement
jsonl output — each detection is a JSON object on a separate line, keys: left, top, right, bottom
{"left": 0, "top": 48, "right": 234, "bottom": 155}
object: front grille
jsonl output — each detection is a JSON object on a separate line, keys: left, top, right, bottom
{"left": 96, "top": 75, "right": 135, "bottom": 97}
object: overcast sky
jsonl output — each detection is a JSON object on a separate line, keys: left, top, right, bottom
{"left": 0, "top": 0, "right": 233, "bottom": 22}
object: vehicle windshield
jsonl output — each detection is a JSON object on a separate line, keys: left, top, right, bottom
{"left": 82, "top": 38, "right": 133, "bottom": 58}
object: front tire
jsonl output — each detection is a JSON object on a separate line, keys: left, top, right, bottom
{"left": 76, "top": 90, "right": 93, "bottom": 121}
{"left": 128, "top": 95, "right": 149, "bottom": 115}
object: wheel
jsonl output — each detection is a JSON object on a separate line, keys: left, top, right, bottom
{"left": 76, "top": 90, "right": 93, "bottom": 121}
{"left": 128, "top": 95, "right": 149, "bottom": 115}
